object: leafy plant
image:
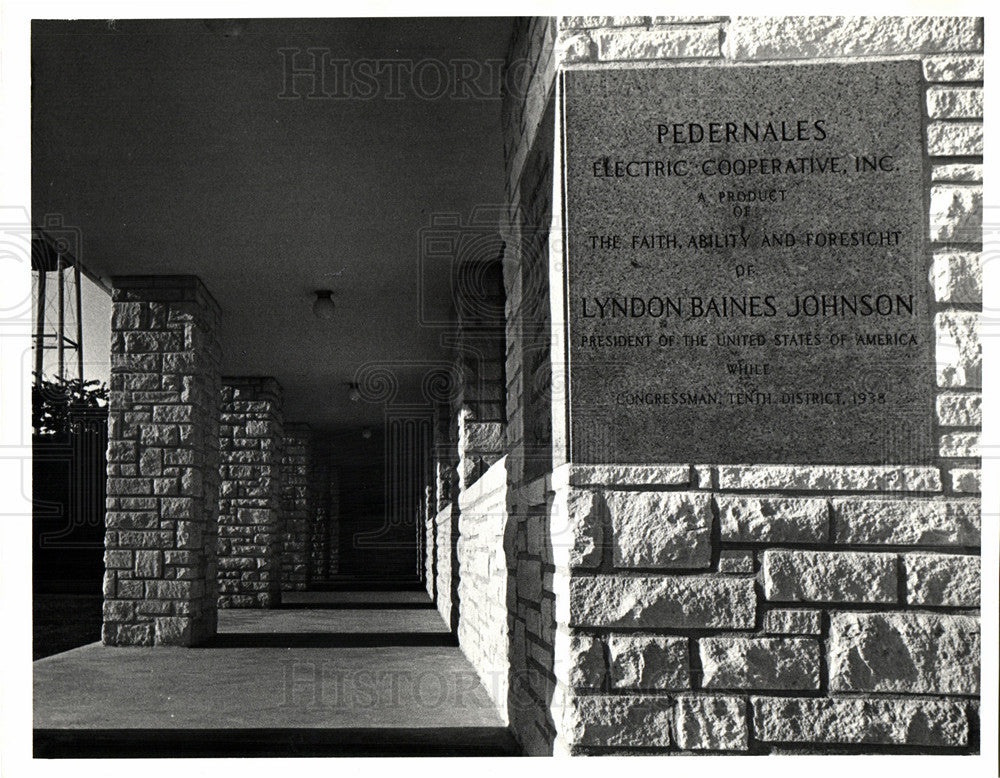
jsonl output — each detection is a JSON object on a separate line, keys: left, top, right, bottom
{"left": 32, "top": 376, "right": 108, "bottom": 437}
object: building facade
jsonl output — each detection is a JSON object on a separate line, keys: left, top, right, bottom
{"left": 71, "top": 15, "right": 984, "bottom": 756}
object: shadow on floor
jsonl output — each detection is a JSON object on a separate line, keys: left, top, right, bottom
{"left": 34, "top": 727, "right": 522, "bottom": 757}
{"left": 201, "top": 632, "right": 459, "bottom": 648}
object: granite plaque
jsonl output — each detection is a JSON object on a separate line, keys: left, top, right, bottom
{"left": 563, "top": 62, "right": 932, "bottom": 464}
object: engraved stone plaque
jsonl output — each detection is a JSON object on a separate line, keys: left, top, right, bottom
{"left": 563, "top": 62, "right": 933, "bottom": 464}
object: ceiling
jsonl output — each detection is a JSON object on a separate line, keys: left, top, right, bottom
{"left": 32, "top": 17, "right": 512, "bottom": 430}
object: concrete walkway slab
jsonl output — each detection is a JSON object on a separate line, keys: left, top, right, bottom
{"left": 33, "top": 591, "right": 518, "bottom": 757}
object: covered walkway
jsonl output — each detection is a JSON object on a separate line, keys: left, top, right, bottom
{"left": 34, "top": 590, "right": 520, "bottom": 757}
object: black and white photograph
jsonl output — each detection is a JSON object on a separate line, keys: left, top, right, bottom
{"left": 1, "top": 1, "right": 996, "bottom": 770}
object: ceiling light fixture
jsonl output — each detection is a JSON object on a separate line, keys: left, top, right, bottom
{"left": 361, "top": 427, "right": 372, "bottom": 439}
{"left": 348, "top": 383, "right": 361, "bottom": 402}
{"left": 312, "top": 290, "right": 335, "bottom": 319}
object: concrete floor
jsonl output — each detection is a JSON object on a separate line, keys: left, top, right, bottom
{"left": 34, "top": 591, "right": 519, "bottom": 757}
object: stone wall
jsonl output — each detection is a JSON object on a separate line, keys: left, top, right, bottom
{"left": 327, "top": 466, "right": 340, "bottom": 576}
{"left": 309, "top": 451, "right": 331, "bottom": 582}
{"left": 496, "top": 15, "right": 982, "bottom": 755}
{"left": 552, "top": 464, "right": 980, "bottom": 753}
{"left": 434, "top": 407, "right": 459, "bottom": 512}
{"left": 456, "top": 457, "right": 511, "bottom": 718}
{"left": 424, "top": 484, "right": 436, "bottom": 599}
{"left": 498, "top": 16, "right": 562, "bottom": 754}
{"left": 103, "top": 276, "right": 222, "bottom": 646}
{"left": 280, "top": 424, "right": 312, "bottom": 591}
{"left": 217, "top": 378, "right": 284, "bottom": 608}
{"left": 435, "top": 502, "right": 459, "bottom": 630}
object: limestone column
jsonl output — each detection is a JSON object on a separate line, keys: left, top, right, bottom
{"left": 103, "top": 275, "right": 221, "bottom": 646}
{"left": 307, "top": 450, "right": 333, "bottom": 583}
{"left": 280, "top": 424, "right": 312, "bottom": 591}
{"left": 327, "top": 467, "right": 340, "bottom": 575}
{"left": 217, "top": 377, "right": 284, "bottom": 608}
{"left": 433, "top": 408, "right": 460, "bottom": 630}
{"left": 423, "top": 482, "right": 436, "bottom": 598}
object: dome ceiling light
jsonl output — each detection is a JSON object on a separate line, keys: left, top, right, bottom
{"left": 312, "top": 290, "right": 335, "bottom": 319}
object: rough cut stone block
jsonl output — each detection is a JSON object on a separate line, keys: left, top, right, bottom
{"left": 926, "top": 86, "right": 983, "bottom": 118}
{"left": 717, "top": 465, "right": 941, "bottom": 492}
{"left": 725, "top": 16, "right": 982, "bottom": 60}
{"left": 718, "top": 550, "right": 753, "bottom": 574}
{"left": 931, "top": 163, "right": 983, "bottom": 182}
{"left": 552, "top": 488, "right": 604, "bottom": 568}
{"left": 949, "top": 468, "right": 981, "bottom": 493}
{"left": 939, "top": 431, "right": 980, "bottom": 458}
{"left": 154, "top": 616, "right": 194, "bottom": 644}
{"left": 763, "top": 609, "right": 822, "bottom": 635}
{"left": 717, "top": 496, "right": 827, "bottom": 543}
{"left": 831, "top": 498, "right": 979, "bottom": 545}
{"left": 904, "top": 554, "right": 980, "bottom": 606}
{"left": 930, "top": 251, "right": 982, "bottom": 303}
{"left": 561, "top": 16, "right": 648, "bottom": 28}
{"left": 936, "top": 311, "right": 981, "bottom": 388}
{"left": 605, "top": 491, "right": 712, "bottom": 568}
{"left": 936, "top": 392, "right": 981, "bottom": 426}
{"left": 108, "top": 477, "right": 152, "bottom": 496}
{"left": 652, "top": 16, "right": 727, "bottom": 24}
{"left": 929, "top": 185, "right": 982, "bottom": 243}
{"left": 569, "top": 575, "right": 755, "bottom": 629}
{"left": 700, "top": 637, "right": 820, "bottom": 690}
{"left": 102, "top": 622, "right": 154, "bottom": 647}
{"left": 104, "top": 550, "right": 133, "bottom": 569}
{"left": 105, "top": 509, "right": 140, "bottom": 527}
{"left": 927, "top": 122, "right": 984, "bottom": 156}
{"left": 674, "top": 696, "right": 747, "bottom": 751}
{"left": 557, "top": 31, "right": 595, "bottom": 63}
{"left": 762, "top": 550, "right": 897, "bottom": 604}
{"left": 562, "top": 694, "right": 672, "bottom": 747}
{"left": 752, "top": 697, "right": 968, "bottom": 746}
{"left": 923, "top": 54, "right": 984, "bottom": 82}
{"left": 693, "top": 464, "right": 713, "bottom": 489}
{"left": 103, "top": 600, "right": 136, "bottom": 621}
{"left": 553, "top": 628, "right": 606, "bottom": 688}
{"left": 134, "top": 550, "right": 163, "bottom": 578}
{"left": 607, "top": 634, "right": 689, "bottom": 689}
{"left": 828, "top": 612, "right": 980, "bottom": 695}
{"left": 597, "top": 25, "right": 721, "bottom": 61}
{"left": 567, "top": 464, "right": 690, "bottom": 487}
{"left": 463, "top": 421, "right": 504, "bottom": 452}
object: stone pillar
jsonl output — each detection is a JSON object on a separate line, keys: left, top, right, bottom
{"left": 309, "top": 449, "right": 331, "bottom": 582}
{"left": 435, "top": 406, "right": 458, "bottom": 512}
{"left": 217, "top": 377, "right": 284, "bottom": 608}
{"left": 327, "top": 467, "right": 340, "bottom": 575}
{"left": 103, "top": 275, "right": 221, "bottom": 646}
{"left": 424, "top": 483, "right": 436, "bottom": 598}
{"left": 432, "top": 405, "right": 460, "bottom": 628}
{"left": 280, "top": 424, "right": 312, "bottom": 591}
